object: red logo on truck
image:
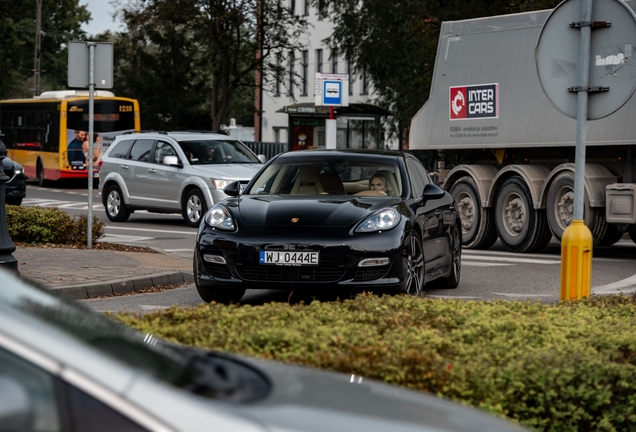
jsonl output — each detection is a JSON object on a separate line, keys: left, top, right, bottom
{"left": 450, "top": 87, "right": 466, "bottom": 119}
{"left": 450, "top": 84, "right": 498, "bottom": 120}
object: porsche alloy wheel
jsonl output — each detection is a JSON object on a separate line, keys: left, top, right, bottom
{"left": 403, "top": 232, "right": 424, "bottom": 297}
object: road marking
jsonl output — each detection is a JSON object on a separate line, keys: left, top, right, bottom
{"left": 593, "top": 274, "right": 636, "bottom": 294}
{"left": 139, "top": 305, "right": 171, "bottom": 311}
{"left": 424, "top": 295, "right": 482, "bottom": 300}
{"left": 23, "top": 198, "right": 104, "bottom": 210}
{"left": 99, "top": 234, "right": 155, "bottom": 242}
{"left": 164, "top": 248, "right": 194, "bottom": 252}
{"left": 492, "top": 293, "right": 553, "bottom": 298}
{"left": 461, "top": 261, "right": 513, "bottom": 267}
{"left": 462, "top": 254, "right": 560, "bottom": 264}
{"left": 105, "top": 226, "right": 197, "bottom": 235}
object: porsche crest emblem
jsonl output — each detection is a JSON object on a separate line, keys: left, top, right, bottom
{"left": 291, "top": 218, "right": 299, "bottom": 223}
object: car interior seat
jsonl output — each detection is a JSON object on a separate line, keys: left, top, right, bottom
{"left": 319, "top": 172, "right": 346, "bottom": 195}
{"left": 291, "top": 166, "right": 322, "bottom": 195}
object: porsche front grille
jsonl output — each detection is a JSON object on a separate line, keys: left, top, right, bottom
{"left": 235, "top": 262, "right": 345, "bottom": 282}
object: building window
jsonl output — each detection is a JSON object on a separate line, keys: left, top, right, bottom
{"left": 275, "top": 54, "right": 282, "bottom": 97}
{"left": 304, "top": 0, "right": 309, "bottom": 15}
{"left": 331, "top": 50, "right": 338, "bottom": 74}
{"left": 301, "top": 50, "right": 308, "bottom": 96}
{"left": 361, "top": 68, "right": 369, "bottom": 95}
{"left": 288, "top": 51, "right": 295, "bottom": 97}
{"left": 291, "top": 0, "right": 296, "bottom": 15}
{"left": 315, "top": 49, "right": 323, "bottom": 73}
{"left": 347, "top": 60, "right": 354, "bottom": 95}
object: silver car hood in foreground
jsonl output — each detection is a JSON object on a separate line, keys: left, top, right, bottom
{"left": 231, "top": 356, "right": 528, "bottom": 432}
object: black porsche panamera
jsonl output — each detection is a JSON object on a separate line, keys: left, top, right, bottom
{"left": 193, "top": 149, "right": 462, "bottom": 303}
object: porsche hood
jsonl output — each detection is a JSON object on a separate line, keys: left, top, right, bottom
{"left": 234, "top": 195, "right": 400, "bottom": 228}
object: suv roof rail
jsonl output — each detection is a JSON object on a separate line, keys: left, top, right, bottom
{"left": 122, "top": 130, "right": 168, "bottom": 135}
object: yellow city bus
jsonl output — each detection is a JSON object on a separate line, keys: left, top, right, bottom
{"left": 1, "top": 90, "right": 140, "bottom": 185}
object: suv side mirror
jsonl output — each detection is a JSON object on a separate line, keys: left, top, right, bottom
{"left": 163, "top": 156, "right": 182, "bottom": 168}
{"left": 257, "top": 154, "right": 267, "bottom": 164}
{"left": 223, "top": 181, "right": 241, "bottom": 197}
{"left": 423, "top": 183, "right": 445, "bottom": 200}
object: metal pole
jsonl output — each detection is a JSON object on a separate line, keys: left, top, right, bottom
{"left": 573, "top": 0, "right": 592, "bottom": 220}
{"left": 32, "top": 0, "right": 42, "bottom": 97}
{"left": 87, "top": 43, "right": 95, "bottom": 249}
{"left": 0, "top": 131, "right": 18, "bottom": 272}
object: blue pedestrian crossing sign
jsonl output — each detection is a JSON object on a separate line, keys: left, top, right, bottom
{"left": 315, "top": 73, "right": 349, "bottom": 107}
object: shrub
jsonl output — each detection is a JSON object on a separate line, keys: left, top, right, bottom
{"left": 115, "top": 293, "right": 636, "bottom": 432}
{"left": 6, "top": 205, "right": 105, "bottom": 245}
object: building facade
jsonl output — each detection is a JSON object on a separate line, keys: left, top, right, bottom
{"left": 256, "top": 0, "right": 393, "bottom": 151}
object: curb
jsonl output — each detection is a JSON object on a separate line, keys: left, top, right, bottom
{"left": 55, "top": 271, "right": 194, "bottom": 299}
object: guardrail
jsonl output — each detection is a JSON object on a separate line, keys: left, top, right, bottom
{"left": 242, "top": 141, "right": 286, "bottom": 161}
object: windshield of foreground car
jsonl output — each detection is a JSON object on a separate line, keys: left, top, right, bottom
{"left": 0, "top": 270, "right": 270, "bottom": 402}
{"left": 247, "top": 156, "right": 403, "bottom": 197}
{"left": 178, "top": 140, "right": 260, "bottom": 165}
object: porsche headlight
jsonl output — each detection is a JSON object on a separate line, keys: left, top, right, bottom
{"left": 211, "top": 179, "right": 231, "bottom": 189}
{"left": 355, "top": 208, "right": 400, "bottom": 233}
{"left": 204, "top": 204, "right": 235, "bottom": 230}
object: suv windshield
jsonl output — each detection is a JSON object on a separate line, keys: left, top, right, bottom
{"left": 178, "top": 140, "right": 260, "bottom": 165}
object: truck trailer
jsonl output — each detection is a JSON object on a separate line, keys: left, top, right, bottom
{"left": 410, "top": 3, "right": 636, "bottom": 252}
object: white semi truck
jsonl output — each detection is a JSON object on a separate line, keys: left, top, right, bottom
{"left": 409, "top": 4, "right": 636, "bottom": 252}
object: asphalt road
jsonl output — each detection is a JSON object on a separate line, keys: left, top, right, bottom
{"left": 21, "top": 181, "right": 636, "bottom": 313}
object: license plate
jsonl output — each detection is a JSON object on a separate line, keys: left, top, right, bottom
{"left": 259, "top": 250, "right": 319, "bottom": 266}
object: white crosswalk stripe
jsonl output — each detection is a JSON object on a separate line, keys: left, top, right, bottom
{"left": 23, "top": 198, "right": 104, "bottom": 211}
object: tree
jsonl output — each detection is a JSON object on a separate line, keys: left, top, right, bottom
{"left": 113, "top": 0, "right": 307, "bottom": 131}
{"left": 322, "top": 0, "right": 562, "bottom": 145}
{"left": 0, "top": 0, "right": 89, "bottom": 99}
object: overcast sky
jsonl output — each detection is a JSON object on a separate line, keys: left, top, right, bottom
{"left": 80, "top": 0, "right": 123, "bottom": 36}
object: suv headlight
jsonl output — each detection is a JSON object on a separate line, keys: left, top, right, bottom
{"left": 211, "top": 179, "right": 231, "bottom": 189}
{"left": 355, "top": 208, "right": 400, "bottom": 233}
{"left": 204, "top": 204, "right": 235, "bottom": 230}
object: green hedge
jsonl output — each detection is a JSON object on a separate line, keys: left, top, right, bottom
{"left": 115, "top": 293, "right": 636, "bottom": 432}
{"left": 6, "top": 205, "right": 104, "bottom": 244}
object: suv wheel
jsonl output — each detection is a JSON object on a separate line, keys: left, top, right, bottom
{"left": 183, "top": 189, "right": 207, "bottom": 227}
{"left": 104, "top": 184, "right": 130, "bottom": 222}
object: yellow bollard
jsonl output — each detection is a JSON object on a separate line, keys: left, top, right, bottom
{"left": 560, "top": 220, "right": 593, "bottom": 301}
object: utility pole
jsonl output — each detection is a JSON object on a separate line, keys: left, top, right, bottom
{"left": 33, "top": 0, "right": 42, "bottom": 97}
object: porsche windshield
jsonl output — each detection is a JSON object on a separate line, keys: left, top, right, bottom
{"left": 247, "top": 155, "right": 403, "bottom": 197}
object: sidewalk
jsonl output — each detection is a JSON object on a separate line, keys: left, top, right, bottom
{"left": 13, "top": 247, "right": 193, "bottom": 300}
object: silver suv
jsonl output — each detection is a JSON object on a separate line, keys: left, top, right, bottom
{"left": 98, "top": 131, "right": 265, "bottom": 226}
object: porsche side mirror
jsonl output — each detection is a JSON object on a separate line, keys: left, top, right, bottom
{"left": 224, "top": 181, "right": 241, "bottom": 197}
{"left": 423, "top": 183, "right": 445, "bottom": 200}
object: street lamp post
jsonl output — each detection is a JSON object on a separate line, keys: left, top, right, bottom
{"left": 0, "top": 130, "right": 18, "bottom": 272}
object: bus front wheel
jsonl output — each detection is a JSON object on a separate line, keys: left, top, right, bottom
{"left": 37, "top": 162, "right": 47, "bottom": 187}
{"left": 104, "top": 184, "right": 130, "bottom": 222}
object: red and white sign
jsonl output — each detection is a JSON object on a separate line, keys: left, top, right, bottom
{"left": 450, "top": 84, "right": 498, "bottom": 120}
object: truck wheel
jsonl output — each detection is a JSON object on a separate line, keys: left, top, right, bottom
{"left": 546, "top": 172, "right": 607, "bottom": 245}
{"left": 599, "top": 224, "right": 623, "bottom": 246}
{"left": 495, "top": 177, "right": 551, "bottom": 252}
{"left": 449, "top": 177, "right": 497, "bottom": 249}
{"left": 37, "top": 161, "right": 48, "bottom": 187}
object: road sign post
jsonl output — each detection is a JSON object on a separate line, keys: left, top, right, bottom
{"left": 68, "top": 41, "right": 113, "bottom": 249}
{"left": 315, "top": 73, "right": 349, "bottom": 149}
{"left": 536, "top": 0, "right": 636, "bottom": 300}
